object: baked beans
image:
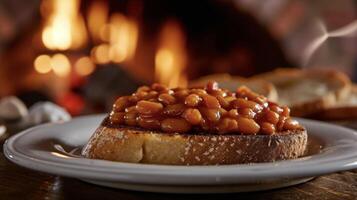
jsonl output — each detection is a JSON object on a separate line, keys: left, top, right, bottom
{"left": 161, "top": 118, "right": 191, "bottom": 132}
{"left": 185, "top": 94, "right": 201, "bottom": 107}
{"left": 236, "top": 117, "right": 260, "bottom": 134}
{"left": 183, "top": 108, "right": 202, "bottom": 125}
{"left": 217, "top": 118, "right": 238, "bottom": 134}
{"left": 136, "top": 100, "right": 163, "bottom": 115}
{"left": 109, "top": 81, "right": 302, "bottom": 135}
{"left": 260, "top": 122, "right": 276, "bottom": 135}
{"left": 158, "top": 93, "right": 176, "bottom": 105}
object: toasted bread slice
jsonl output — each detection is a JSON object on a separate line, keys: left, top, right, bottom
{"left": 310, "top": 85, "right": 357, "bottom": 120}
{"left": 82, "top": 118, "right": 307, "bottom": 165}
{"left": 189, "top": 74, "right": 278, "bottom": 102}
{"left": 253, "top": 68, "right": 351, "bottom": 117}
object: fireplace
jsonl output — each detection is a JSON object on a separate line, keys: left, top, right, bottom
{"left": 0, "top": 0, "right": 355, "bottom": 115}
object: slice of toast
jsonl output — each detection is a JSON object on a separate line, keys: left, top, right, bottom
{"left": 189, "top": 74, "right": 278, "bottom": 102}
{"left": 253, "top": 68, "right": 351, "bottom": 117}
{"left": 310, "top": 85, "right": 357, "bottom": 120}
{"left": 82, "top": 119, "right": 307, "bottom": 165}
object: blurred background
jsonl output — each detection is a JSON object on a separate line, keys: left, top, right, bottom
{"left": 0, "top": 0, "right": 356, "bottom": 116}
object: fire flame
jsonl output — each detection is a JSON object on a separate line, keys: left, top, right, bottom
{"left": 36, "top": 0, "right": 140, "bottom": 77}
{"left": 75, "top": 56, "right": 95, "bottom": 76}
{"left": 87, "top": 8, "right": 139, "bottom": 64}
{"left": 87, "top": 0, "right": 108, "bottom": 42}
{"left": 108, "top": 14, "right": 139, "bottom": 63}
{"left": 33, "top": 53, "right": 71, "bottom": 77}
{"left": 34, "top": 55, "right": 52, "bottom": 74}
{"left": 155, "top": 20, "right": 187, "bottom": 88}
{"left": 41, "top": 0, "right": 87, "bottom": 50}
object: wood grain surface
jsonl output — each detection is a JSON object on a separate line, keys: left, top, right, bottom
{"left": 1, "top": 124, "right": 357, "bottom": 200}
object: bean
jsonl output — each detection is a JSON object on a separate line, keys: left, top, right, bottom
{"left": 265, "top": 110, "right": 279, "bottom": 125}
{"left": 276, "top": 116, "right": 287, "bottom": 131}
{"left": 113, "top": 97, "right": 130, "bottom": 112}
{"left": 147, "top": 98, "right": 158, "bottom": 102}
{"left": 232, "top": 98, "right": 260, "bottom": 111}
{"left": 175, "top": 89, "right": 190, "bottom": 100}
{"left": 270, "top": 104, "right": 283, "bottom": 113}
{"left": 200, "top": 108, "right": 221, "bottom": 122}
{"left": 253, "top": 96, "right": 267, "bottom": 105}
{"left": 282, "top": 106, "right": 290, "bottom": 117}
{"left": 185, "top": 94, "right": 201, "bottom": 107}
{"left": 135, "top": 91, "right": 149, "bottom": 100}
{"left": 161, "top": 118, "right": 191, "bottom": 132}
{"left": 183, "top": 108, "right": 202, "bottom": 125}
{"left": 147, "top": 91, "right": 159, "bottom": 98}
{"left": 283, "top": 118, "right": 300, "bottom": 130}
{"left": 158, "top": 93, "right": 176, "bottom": 105}
{"left": 206, "top": 81, "right": 219, "bottom": 92}
{"left": 237, "top": 117, "right": 260, "bottom": 134}
{"left": 217, "top": 118, "right": 238, "bottom": 134}
{"left": 137, "top": 86, "right": 150, "bottom": 92}
{"left": 202, "top": 94, "right": 221, "bottom": 109}
{"left": 260, "top": 122, "right": 275, "bottom": 135}
{"left": 109, "top": 112, "right": 125, "bottom": 124}
{"left": 124, "top": 112, "right": 137, "bottom": 126}
{"left": 224, "top": 96, "right": 236, "bottom": 102}
{"left": 190, "top": 89, "right": 207, "bottom": 96}
{"left": 125, "top": 106, "right": 137, "bottom": 113}
{"left": 217, "top": 96, "right": 229, "bottom": 108}
{"left": 137, "top": 116, "right": 161, "bottom": 129}
{"left": 239, "top": 108, "right": 255, "bottom": 119}
{"left": 128, "top": 95, "right": 139, "bottom": 103}
{"left": 236, "top": 86, "right": 258, "bottom": 100}
{"left": 136, "top": 100, "right": 163, "bottom": 115}
{"left": 163, "top": 104, "right": 186, "bottom": 116}
{"left": 228, "top": 109, "right": 239, "bottom": 118}
{"left": 210, "top": 89, "right": 226, "bottom": 97}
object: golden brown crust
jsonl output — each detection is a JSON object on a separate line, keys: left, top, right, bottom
{"left": 82, "top": 120, "right": 307, "bottom": 165}
{"left": 310, "top": 85, "right": 357, "bottom": 120}
{"left": 253, "top": 68, "right": 351, "bottom": 117}
{"left": 189, "top": 74, "right": 278, "bottom": 102}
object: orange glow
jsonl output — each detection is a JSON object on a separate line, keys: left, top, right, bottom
{"left": 155, "top": 20, "right": 188, "bottom": 88}
{"left": 87, "top": 12, "right": 139, "bottom": 64}
{"left": 108, "top": 13, "right": 139, "bottom": 62}
{"left": 109, "top": 44, "right": 127, "bottom": 63}
{"left": 34, "top": 55, "right": 52, "bottom": 74}
{"left": 99, "top": 24, "right": 112, "bottom": 42}
{"left": 51, "top": 54, "right": 71, "bottom": 77}
{"left": 41, "top": 0, "right": 87, "bottom": 50}
{"left": 75, "top": 56, "right": 95, "bottom": 76}
{"left": 87, "top": 0, "right": 108, "bottom": 42}
{"left": 92, "top": 44, "right": 110, "bottom": 64}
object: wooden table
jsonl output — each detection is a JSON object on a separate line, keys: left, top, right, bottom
{"left": 1, "top": 126, "right": 357, "bottom": 200}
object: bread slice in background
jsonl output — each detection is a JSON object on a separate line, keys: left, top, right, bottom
{"left": 189, "top": 74, "right": 278, "bottom": 102}
{"left": 310, "top": 85, "right": 357, "bottom": 120}
{"left": 82, "top": 119, "right": 307, "bottom": 165}
{"left": 253, "top": 68, "right": 351, "bottom": 117}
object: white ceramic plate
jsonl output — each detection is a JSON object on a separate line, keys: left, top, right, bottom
{"left": 4, "top": 114, "right": 357, "bottom": 193}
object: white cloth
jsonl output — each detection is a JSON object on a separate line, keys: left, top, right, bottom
{"left": 0, "top": 96, "right": 71, "bottom": 128}
{"left": 24, "top": 102, "right": 71, "bottom": 125}
{"left": 0, "top": 96, "right": 28, "bottom": 120}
